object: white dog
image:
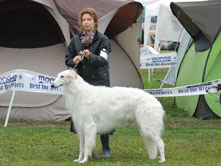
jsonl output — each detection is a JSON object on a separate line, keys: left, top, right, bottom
{"left": 206, "top": 84, "right": 221, "bottom": 94}
{"left": 51, "top": 70, "right": 166, "bottom": 164}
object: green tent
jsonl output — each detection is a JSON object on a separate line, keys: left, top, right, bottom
{"left": 170, "top": 0, "right": 221, "bottom": 119}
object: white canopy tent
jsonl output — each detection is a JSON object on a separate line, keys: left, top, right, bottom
{"left": 138, "top": 0, "right": 207, "bottom": 49}
{"left": 137, "top": 0, "right": 185, "bottom": 49}
{"left": 137, "top": 0, "right": 200, "bottom": 86}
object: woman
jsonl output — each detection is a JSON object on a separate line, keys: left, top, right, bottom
{"left": 65, "top": 8, "right": 113, "bottom": 159}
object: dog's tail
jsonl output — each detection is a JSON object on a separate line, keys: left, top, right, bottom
{"left": 135, "top": 105, "right": 164, "bottom": 160}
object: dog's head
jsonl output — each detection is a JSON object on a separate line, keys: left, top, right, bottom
{"left": 206, "top": 84, "right": 221, "bottom": 94}
{"left": 51, "top": 69, "right": 77, "bottom": 88}
{"left": 206, "top": 84, "right": 221, "bottom": 104}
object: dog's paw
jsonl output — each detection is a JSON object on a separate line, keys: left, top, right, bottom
{"left": 159, "top": 159, "right": 166, "bottom": 163}
{"left": 73, "top": 159, "right": 81, "bottom": 162}
{"left": 79, "top": 160, "right": 87, "bottom": 164}
{"left": 157, "top": 156, "right": 166, "bottom": 163}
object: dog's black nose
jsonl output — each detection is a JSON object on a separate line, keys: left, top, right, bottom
{"left": 51, "top": 83, "right": 55, "bottom": 88}
{"left": 218, "top": 84, "right": 221, "bottom": 90}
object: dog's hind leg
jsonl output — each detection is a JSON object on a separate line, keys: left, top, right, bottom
{"left": 80, "top": 123, "right": 97, "bottom": 164}
{"left": 154, "top": 135, "right": 165, "bottom": 163}
{"left": 141, "top": 129, "right": 165, "bottom": 162}
{"left": 74, "top": 134, "right": 85, "bottom": 163}
{"left": 144, "top": 135, "right": 165, "bottom": 162}
{"left": 135, "top": 107, "right": 157, "bottom": 160}
{"left": 135, "top": 106, "right": 165, "bottom": 162}
{"left": 143, "top": 137, "right": 158, "bottom": 160}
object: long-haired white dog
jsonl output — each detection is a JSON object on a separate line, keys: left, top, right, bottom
{"left": 206, "top": 84, "right": 221, "bottom": 94}
{"left": 51, "top": 70, "right": 166, "bottom": 164}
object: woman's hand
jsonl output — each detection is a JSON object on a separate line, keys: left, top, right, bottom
{"left": 73, "top": 55, "right": 83, "bottom": 64}
{"left": 80, "top": 49, "right": 90, "bottom": 58}
{"left": 73, "top": 49, "right": 90, "bottom": 64}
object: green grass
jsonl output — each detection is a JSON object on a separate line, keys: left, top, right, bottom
{"left": 0, "top": 68, "right": 221, "bottom": 166}
{"left": 1, "top": 125, "right": 221, "bottom": 166}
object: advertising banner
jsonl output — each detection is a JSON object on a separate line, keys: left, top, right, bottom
{"left": 0, "top": 69, "right": 63, "bottom": 95}
{"left": 145, "top": 80, "right": 221, "bottom": 97}
{"left": 0, "top": 69, "right": 220, "bottom": 97}
{"left": 140, "top": 51, "right": 177, "bottom": 69}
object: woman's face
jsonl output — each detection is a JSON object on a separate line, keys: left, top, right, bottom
{"left": 81, "top": 13, "right": 95, "bottom": 34}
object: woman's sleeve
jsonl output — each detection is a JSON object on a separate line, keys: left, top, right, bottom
{"left": 65, "top": 39, "right": 76, "bottom": 68}
{"left": 88, "top": 35, "right": 111, "bottom": 66}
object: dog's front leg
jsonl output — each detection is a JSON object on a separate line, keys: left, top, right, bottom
{"left": 79, "top": 123, "right": 97, "bottom": 164}
{"left": 74, "top": 134, "right": 85, "bottom": 163}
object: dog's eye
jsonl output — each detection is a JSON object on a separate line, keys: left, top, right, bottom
{"left": 60, "top": 76, "right": 64, "bottom": 78}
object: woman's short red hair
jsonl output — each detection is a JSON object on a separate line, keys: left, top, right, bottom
{"left": 79, "top": 8, "right": 99, "bottom": 29}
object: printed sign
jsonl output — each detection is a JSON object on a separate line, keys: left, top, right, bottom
{"left": 145, "top": 80, "right": 221, "bottom": 97}
{"left": 0, "top": 69, "right": 220, "bottom": 98}
{"left": 140, "top": 52, "right": 177, "bottom": 69}
{"left": 0, "top": 69, "right": 63, "bottom": 95}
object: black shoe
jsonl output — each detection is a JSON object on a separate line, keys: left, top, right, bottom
{"left": 100, "top": 149, "right": 111, "bottom": 159}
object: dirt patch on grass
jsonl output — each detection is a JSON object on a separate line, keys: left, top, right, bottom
{"left": 0, "top": 121, "right": 70, "bottom": 127}
{"left": 165, "top": 122, "right": 221, "bottom": 128}
{"left": 124, "top": 121, "right": 221, "bottom": 128}
{"left": 1, "top": 121, "right": 221, "bottom": 128}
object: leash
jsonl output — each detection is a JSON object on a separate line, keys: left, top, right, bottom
{"left": 73, "top": 44, "right": 86, "bottom": 70}
{"left": 73, "top": 53, "right": 84, "bottom": 70}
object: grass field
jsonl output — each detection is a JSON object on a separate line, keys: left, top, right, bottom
{"left": 0, "top": 69, "right": 221, "bottom": 166}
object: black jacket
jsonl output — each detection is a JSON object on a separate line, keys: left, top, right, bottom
{"left": 65, "top": 30, "right": 111, "bottom": 86}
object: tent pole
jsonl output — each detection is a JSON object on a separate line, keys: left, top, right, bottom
{"left": 160, "top": 67, "right": 170, "bottom": 89}
{"left": 148, "top": 69, "right": 151, "bottom": 83}
{"left": 144, "top": 9, "right": 151, "bottom": 46}
{"left": 154, "top": 12, "right": 159, "bottom": 51}
{"left": 174, "top": 65, "right": 176, "bottom": 85}
{"left": 4, "top": 90, "right": 16, "bottom": 127}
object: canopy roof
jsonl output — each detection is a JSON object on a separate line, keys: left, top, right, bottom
{"left": 0, "top": 0, "right": 68, "bottom": 48}
{"left": 171, "top": 0, "right": 221, "bottom": 51}
{"left": 54, "top": 0, "right": 142, "bottom": 38}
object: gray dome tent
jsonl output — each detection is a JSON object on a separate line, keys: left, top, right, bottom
{"left": 0, "top": 0, "right": 143, "bottom": 121}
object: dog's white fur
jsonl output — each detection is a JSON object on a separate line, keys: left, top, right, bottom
{"left": 207, "top": 87, "right": 221, "bottom": 94}
{"left": 52, "top": 70, "right": 166, "bottom": 163}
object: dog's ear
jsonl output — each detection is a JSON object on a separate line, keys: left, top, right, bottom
{"left": 67, "top": 69, "right": 78, "bottom": 80}
{"left": 217, "top": 84, "right": 221, "bottom": 90}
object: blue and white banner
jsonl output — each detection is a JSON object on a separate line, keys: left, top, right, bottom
{"left": 140, "top": 52, "right": 177, "bottom": 69}
{"left": 145, "top": 79, "right": 221, "bottom": 97}
{"left": 0, "top": 69, "right": 220, "bottom": 97}
{"left": 0, "top": 69, "right": 63, "bottom": 95}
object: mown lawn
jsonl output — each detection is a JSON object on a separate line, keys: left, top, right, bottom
{"left": 1, "top": 123, "right": 221, "bottom": 166}
{"left": 0, "top": 69, "right": 221, "bottom": 166}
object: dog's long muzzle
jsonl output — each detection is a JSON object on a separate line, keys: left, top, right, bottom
{"left": 51, "top": 83, "right": 55, "bottom": 88}
{"left": 51, "top": 79, "right": 64, "bottom": 88}
{"left": 51, "top": 82, "right": 63, "bottom": 88}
